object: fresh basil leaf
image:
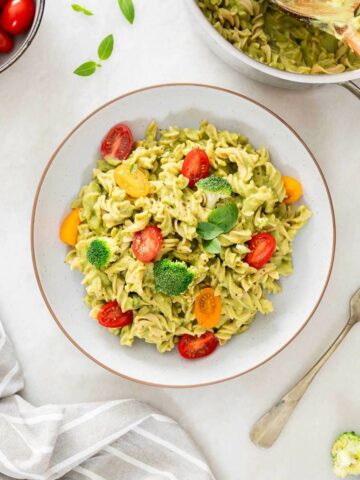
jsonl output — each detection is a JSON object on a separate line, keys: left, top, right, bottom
{"left": 130, "top": 163, "right": 137, "bottom": 173}
{"left": 118, "top": 0, "right": 135, "bottom": 24}
{"left": 203, "top": 238, "right": 221, "bottom": 254}
{"left": 98, "top": 34, "right": 114, "bottom": 61}
{"left": 208, "top": 204, "right": 238, "bottom": 233}
{"left": 196, "top": 222, "right": 223, "bottom": 240}
{"left": 71, "top": 4, "right": 94, "bottom": 15}
{"left": 73, "top": 61, "right": 99, "bottom": 76}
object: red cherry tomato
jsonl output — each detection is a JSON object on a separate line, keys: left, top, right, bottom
{"left": 178, "top": 332, "right": 218, "bottom": 359}
{"left": 244, "top": 233, "right": 276, "bottom": 269}
{"left": 132, "top": 225, "right": 163, "bottom": 263}
{"left": 0, "top": 0, "right": 8, "bottom": 9}
{"left": 0, "top": 27, "right": 13, "bottom": 53}
{"left": 181, "top": 149, "right": 210, "bottom": 188}
{"left": 101, "top": 123, "right": 134, "bottom": 160}
{"left": 98, "top": 301, "right": 133, "bottom": 328}
{"left": 1, "top": 0, "right": 35, "bottom": 36}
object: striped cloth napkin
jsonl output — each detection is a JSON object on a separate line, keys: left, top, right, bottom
{"left": 0, "top": 321, "right": 215, "bottom": 480}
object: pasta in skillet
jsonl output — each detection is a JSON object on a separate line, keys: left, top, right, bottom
{"left": 62, "top": 121, "right": 311, "bottom": 357}
{"left": 197, "top": 0, "right": 360, "bottom": 74}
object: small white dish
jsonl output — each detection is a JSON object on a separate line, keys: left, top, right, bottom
{"left": 32, "top": 84, "right": 335, "bottom": 387}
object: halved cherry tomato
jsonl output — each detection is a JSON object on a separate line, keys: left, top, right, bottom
{"left": 282, "top": 176, "right": 303, "bottom": 205}
{"left": 0, "top": 27, "right": 13, "bottom": 53}
{"left": 1, "top": 0, "right": 35, "bottom": 36}
{"left": 132, "top": 225, "right": 163, "bottom": 263}
{"left": 244, "top": 232, "right": 276, "bottom": 269}
{"left": 194, "top": 288, "right": 222, "bottom": 328}
{"left": 181, "top": 149, "right": 210, "bottom": 188}
{"left": 114, "top": 164, "right": 150, "bottom": 198}
{"left": 178, "top": 331, "right": 218, "bottom": 359}
{"left": 101, "top": 123, "right": 134, "bottom": 160}
{"left": 98, "top": 301, "right": 133, "bottom": 328}
{"left": 59, "top": 208, "right": 81, "bottom": 247}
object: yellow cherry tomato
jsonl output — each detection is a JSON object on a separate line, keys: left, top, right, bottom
{"left": 282, "top": 176, "right": 303, "bottom": 205}
{"left": 60, "top": 208, "right": 81, "bottom": 247}
{"left": 194, "top": 288, "right": 222, "bottom": 328}
{"left": 114, "top": 164, "right": 150, "bottom": 198}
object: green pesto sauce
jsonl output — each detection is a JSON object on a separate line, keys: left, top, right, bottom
{"left": 198, "top": 0, "right": 360, "bottom": 74}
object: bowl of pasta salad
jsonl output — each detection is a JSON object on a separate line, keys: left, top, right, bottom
{"left": 32, "top": 84, "right": 335, "bottom": 387}
{"left": 185, "top": 0, "right": 360, "bottom": 90}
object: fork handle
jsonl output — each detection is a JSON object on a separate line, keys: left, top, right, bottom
{"left": 250, "top": 322, "right": 354, "bottom": 448}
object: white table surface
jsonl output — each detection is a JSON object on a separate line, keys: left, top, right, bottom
{"left": 1, "top": 1, "right": 360, "bottom": 478}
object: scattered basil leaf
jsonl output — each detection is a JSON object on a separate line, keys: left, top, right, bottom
{"left": 98, "top": 34, "right": 114, "bottom": 61}
{"left": 130, "top": 163, "right": 137, "bottom": 173}
{"left": 196, "top": 222, "right": 223, "bottom": 240}
{"left": 73, "top": 61, "right": 100, "bottom": 76}
{"left": 203, "top": 238, "right": 221, "bottom": 255}
{"left": 118, "top": 0, "right": 135, "bottom": 24}
{"left": 208, "top": 204, "right": 238, "bottom": 233}
{"left": 71, "top": 4, "right": 94, "bottom": 15}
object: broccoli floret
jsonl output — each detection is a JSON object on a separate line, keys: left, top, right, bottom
{"left": 87, "top": 238, "right": 115, "bottom": 269}
{"left": 153, "top": 258, "right": 195, "bottom": 296}
{"left": 332, "top": 432, "right": 360, "bottom": 478}
{"left": 196, "top": 175, "right": 232, "bottom": 208}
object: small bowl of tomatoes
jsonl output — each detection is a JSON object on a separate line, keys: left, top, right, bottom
{"left": 0, "top": 0, "right": 45, "bottom": 74}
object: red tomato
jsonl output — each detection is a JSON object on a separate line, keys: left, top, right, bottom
{"left": 132, "top": 225, "right": 163, "bottom": 263}
{"left": 244, "top": 233, "right": 276, "bottom": 269}
{"left": 98, "top": 301, "right": 133, "bottom": 328}
{"left": 0, "top": 0, "right": 7, "bottom": 9}
{"left": 0, "top": 27, "right": 13, "bottom": 53}
{"left": 1, "top": 0, "right": 35, "bottom": 36}
{"left": 101, "top": 123, "right": 134, "bottom": 160}
{"left": 181, "top": 149, "right": 210, "bottom": 188}
{"left": 178, "top": 332, "right": 218, "bottom": 359}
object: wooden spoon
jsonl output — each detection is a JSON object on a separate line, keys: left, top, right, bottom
{"left": 270, "top": 0, "right": 360, "bottom": 56}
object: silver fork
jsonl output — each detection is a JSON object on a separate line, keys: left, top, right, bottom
{"left": 250, "top": 288, "right": 360, "bottom": 448}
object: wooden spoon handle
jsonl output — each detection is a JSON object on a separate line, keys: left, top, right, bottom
{"left": 250, "top": 322, "right": 353, "bottom": 449}
{"left": 341, "top": 25, "right": 360, "bottom": 56}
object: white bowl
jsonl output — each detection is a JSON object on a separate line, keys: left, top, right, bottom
{"left": 184, "top": 0, "right": 360, "bottom": 90}
{"left": 32, "top": 84, "right": 335, "bottom": 387}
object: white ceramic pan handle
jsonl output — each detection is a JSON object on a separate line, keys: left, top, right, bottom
{"left": 341, "top": 80, "right": 360, "bottom": 99}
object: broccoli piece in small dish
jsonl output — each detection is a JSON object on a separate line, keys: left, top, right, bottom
{"left": 332, "top": 432, "right": 360, "bottom": 478}
{"left": 153, "top": 258, "right": 195, "bottom": 296}
{"left": 87, "top": 238, "right": 116, "bottom": 269}
{"left": 196, "top": 175, "right": 232, "bottom": 208}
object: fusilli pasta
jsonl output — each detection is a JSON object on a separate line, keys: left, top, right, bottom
{"left": 66, "top": 121, "right": 311, "bottom": 353}
{"left": 197, "top": 0, "right": 360, "bottom": 74}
